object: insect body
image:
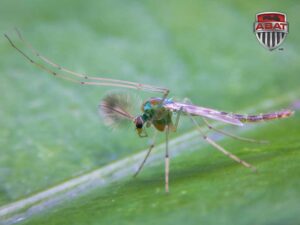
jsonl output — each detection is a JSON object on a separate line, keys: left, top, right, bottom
{"left": 5, "top": 30, "right": 295, "bottom": 193}
{"left": 135, "top": 98, "right": 175, "bottom": 136}
{"left": 134, "top": 97, "right": 293, "bottom": 136}
{"left": 101, "top": 93, "right": 294, "bottom": 192}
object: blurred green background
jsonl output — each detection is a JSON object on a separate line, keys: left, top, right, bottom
{"left": 0, "top": 0, "right": 299, "bottom": 224}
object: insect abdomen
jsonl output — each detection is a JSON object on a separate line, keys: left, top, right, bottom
{"left": 232, "top": 109, "right": 294, "bottom": 122}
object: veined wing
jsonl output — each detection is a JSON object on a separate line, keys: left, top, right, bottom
{"left": 164, "top": 101, "right": 244, "bottom": 126}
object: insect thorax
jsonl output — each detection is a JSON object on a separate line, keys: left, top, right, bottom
{"left": 141, "top": 101, "right": 158, "bottom": 122}
{"left": 141, "top": 98, "right": 173, "bottom": 131}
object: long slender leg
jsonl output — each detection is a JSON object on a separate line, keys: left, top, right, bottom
{"left": 133, "top": 131, "right": 157, "bottom": 177}
{"left": 165, "top": 126, "right": 170, "bottom": 193}
{"left": 4, "top": 31, "right": 169, "bottom": 96}
{"left": 202, "top": 118, "right": 268, "bottom": 144}
{"left": 182, "top": 98, "right": 267, "bottom": 144}
{"left": 172, "top": 107, "right": 183, "bottom": 132}
{"left": 189, "top": 115, "right": 257, "bottom": 172}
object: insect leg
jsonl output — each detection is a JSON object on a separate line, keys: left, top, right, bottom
{"left": 172, "top": 106, "right": 183, "bottom": 132}
{"left": 133, "top": 131, "right": 157, "bottom": 177}
{"left": 188, "top": 114, "right": 257, "bottom": 172}
{"left": 201, "top": 117, "right": 268, "bottom": 144}
{"left": 165, "top": 125, "right": 170, "bottom": 193}
{"left": 182, "top": 98, "right": 267, "bottom": 144}
{"left": 4, "top": 31, "right": 169, "bottom": 95}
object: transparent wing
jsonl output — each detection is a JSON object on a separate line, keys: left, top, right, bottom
{"left": 164, "top": 101, "right": 244, "bottom": 126}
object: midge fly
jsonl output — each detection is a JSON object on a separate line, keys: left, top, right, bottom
{"left": 4, "top": 30, "right": 294, "bottom": 192}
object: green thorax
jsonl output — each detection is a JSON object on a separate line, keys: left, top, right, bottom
{"left": 141, "top": 98, "right": 173, "bottom": 125}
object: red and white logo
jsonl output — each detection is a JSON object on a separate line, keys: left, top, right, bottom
{"left": 253, "top": 12, "right": 289, "bottom": 50}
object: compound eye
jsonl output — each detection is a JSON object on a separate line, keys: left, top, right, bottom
{"left": 134, "top": 116, "right": 144, "bottom": 129}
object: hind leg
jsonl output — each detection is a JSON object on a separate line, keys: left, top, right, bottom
{"left": 187, "top": 112, "right": 257, "bottom": 172}
{"left": 182, "top": 98, "right": 267, "bottom": 144}
{"left": 202, "top": 118, "right": 268, "bottom": 144}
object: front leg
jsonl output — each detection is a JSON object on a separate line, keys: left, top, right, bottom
{"left": 134, "top": 131, "right": 158, "bottom": 177}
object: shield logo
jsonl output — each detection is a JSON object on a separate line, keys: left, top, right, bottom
{"left": 253, "top": 12, "right": 289, "bottom": 50}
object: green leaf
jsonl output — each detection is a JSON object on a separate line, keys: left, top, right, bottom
{"left": 0, "top": 0, "right": 299, "bottom": 225}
